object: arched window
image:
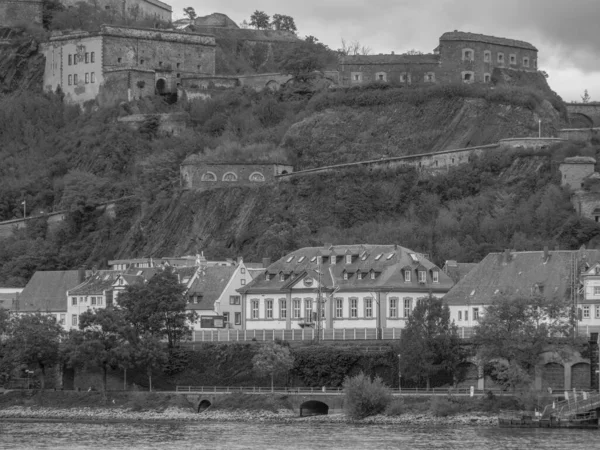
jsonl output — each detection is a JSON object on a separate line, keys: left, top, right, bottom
{"left": 222, "top": 172, "right": 238, "bottom": 182}
{"left": 249, "top": 172, "right": 265, "bottom": 182}
{"left": 201, "top": 171, "right": 217, "bottom": 182}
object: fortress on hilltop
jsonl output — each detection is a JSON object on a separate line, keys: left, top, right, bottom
{"left": 339, "top": 31, "right": 538, "bottom": 86}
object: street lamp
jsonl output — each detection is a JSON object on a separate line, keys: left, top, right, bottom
{"left": 538, "top": 119, "right": 542, "bottom": 138}
{"left": 398, "top": 354, "right": 402, "bottom": 393}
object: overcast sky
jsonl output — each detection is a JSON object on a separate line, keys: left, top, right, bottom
{"left": 170, "top": 0, "right": 599, "bottom": 102}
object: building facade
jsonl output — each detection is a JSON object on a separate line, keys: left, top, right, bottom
{"left": 238, "top": 244, "right": 454, "bottom": 331}
{"left": 180, "top": 160, "right": 294, "bottom": 191}
{"left": 339, "top": 30, "right": 538, "bottom": 87}
{"left": 61, "top": 0, "right": 172, "bottom": 22}
{"left": 43, "top": 25, "right": 216, "bottom": 104}
{"left": 66, "top": 270, "right": 119, "bottom": 330}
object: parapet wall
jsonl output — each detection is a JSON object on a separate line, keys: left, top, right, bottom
{"left": 181, "top": 163, "right": 294, "bottom": 191}
{"left": 558, "top": 128, "right": 600, "bottom": 143}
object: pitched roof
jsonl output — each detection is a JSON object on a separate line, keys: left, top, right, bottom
{"left": 18, "top": 271, "right": 81, "bottom": 312}
{"left": 340, "top": 54, "right": 439, "bottom": 65}
{"left": 186, "top": 266, "right": 236, "bottom": 310}
{"left": 68, "top": 271, "right": 121, "bottom": 295}
{"left": 443, "top": 249, "right": 600, "bottom": 306}
{"left": 439, "top": 31, "right": 537, "bottom": 51}
{"left": 443, "top": 261, "right": 478, "bottom": 284}
{"left": 240, "top": 244, "right": 453, "bottom": 294}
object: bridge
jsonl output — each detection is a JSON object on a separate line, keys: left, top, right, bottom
{"left": 567, "top": 103, "right": 600, "bottom": 127}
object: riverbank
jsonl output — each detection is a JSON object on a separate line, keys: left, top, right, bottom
{"left": 0, "top": 405, "right": 497, "bottom": 426}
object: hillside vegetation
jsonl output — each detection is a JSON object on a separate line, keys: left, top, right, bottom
{"left": 0, "top": 41, "right": 597, "bottom": 285}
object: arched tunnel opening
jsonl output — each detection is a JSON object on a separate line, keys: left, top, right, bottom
{"left": 197, "top": 400, "right": 212, "bottom": 413}
{"left": 300, "top": 400, "right": 329, "bottom": 417}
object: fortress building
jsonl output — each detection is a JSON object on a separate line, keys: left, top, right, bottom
{"left": 43, "top": 25, "right": 216, "bottom": 104}
{"left": 340, "top": 31, "right": 538, "bottom": 86}
{"left": 0, "top": 0, "right": 42, "bottom": 27}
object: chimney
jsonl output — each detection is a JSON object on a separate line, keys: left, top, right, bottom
{"left": 199, "top": 252, "right": 207, "bottom": 274}
{"left": 503, "top": 249, "right": 511, "bottom": 264}
{"left": 237, "top": 256, "right": 243, "bottom": 265}
{"left": 262, "top": 257, "right": 271, "bottom": 268}
{"left": 78, "top": 267, "right": 86, "bottom": 283}
{"left": 543, "top": 246, "right": 549, "bottom": 260}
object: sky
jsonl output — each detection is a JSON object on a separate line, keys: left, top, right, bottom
{"left": 169, "top": 0, "right": 600, "bottom": 102}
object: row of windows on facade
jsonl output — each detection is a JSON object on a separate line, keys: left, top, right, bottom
{"left": 70, "top": 296, "right": 103, "bottom": 306}
{"left": 267, "top": 268, "right": 439, "bottom": 283}
{"left": 249, "top": 297, "right": 430, "bottom": 320}
{"left": 200, "top": 172, "right": 265, "bottom": 182}
{"left": 351, "top": 72, "right": 435, "bottom": 83}
{"left": 67, "top": 73, "right": 95, "bottom": 85}
{"left": 68, "top": 52, "right": 95, "bottom": 66}
{"left": 461, "top": 49, "right": 536, "bottom": 68}
{"left": 115, "top": 57, "right": 202, "bottom": 72}
{"left": 581, "top": 304, "right": 600, "bottom": 319}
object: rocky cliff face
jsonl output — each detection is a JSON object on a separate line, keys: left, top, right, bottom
{"left": 284, "top": 96, "right": 563, "bottom": 169}
{"left": 0, "top": 36, "right": 45, "bottom": 94}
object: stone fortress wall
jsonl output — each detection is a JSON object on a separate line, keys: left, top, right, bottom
{"left": 61, "top": 0, "right": 172, "bottom": 22}
{"left": 181, "top": 162, "right": 294, "bottom": 191}
{"left": 340, "top": 31, "right": 538, "bottom": 87}
{"left": 0, "top": 0, "right": 41, "bottom": 28}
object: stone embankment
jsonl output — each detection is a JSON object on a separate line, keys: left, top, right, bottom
{"left": 0, "top": 406, "right": 497, "bottom": 426}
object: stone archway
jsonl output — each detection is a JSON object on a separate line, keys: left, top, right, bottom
{"left": 299, "top": 400, "right": 329, "bottom": 417}
{"left": 542, "top": 362, "right": 565, "bottom": 391}
{"left": 156, "top": 78, "right": 167, "bottom": 95}
{"left": 571, "top": 362, "right": 591, "bottom": 390}
{"left": 197, "top": 399, "right": 212, "bottom": 412}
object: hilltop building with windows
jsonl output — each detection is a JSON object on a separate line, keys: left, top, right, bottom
{"left": 238, "top": 244, "right": 454, "bottom": 331}
{"left": 339, "top": 31, "right": 538, "bottom": 86}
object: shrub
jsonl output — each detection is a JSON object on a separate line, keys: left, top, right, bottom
{"left": 384, "top": 399, "right": 405, "bottom": 416}
{"left": 343, "top": 372, "right": 391, "bottom": 420}
{"left": 429, "top": 397, "right": 462, "bottom": 417}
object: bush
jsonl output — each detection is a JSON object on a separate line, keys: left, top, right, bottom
{"left": 343, "top": 372, "right": 391, "bottom": 420}
{"left": 429, "top": 397, "right": 462, "bottom": 417}
{"left": 384, "top": 399, "right": 405, "bottom": 416}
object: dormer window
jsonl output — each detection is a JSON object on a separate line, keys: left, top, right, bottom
{"left": 361, "top": 253, "right": 368, "bottom": 261}
{"left": 331, "top": 256, "right": 336, "bottom": 265}
{"left": 279, "top": 273, "right": 285, "bottom": 282}
{"left": 266, "top": 273, "right": 272, "bottom": 281}
{"left": 343, "top": 273, "right": 348, "bottom": 280}
{"left": 375, "top": 254, "right": 383, "bottom": 261}
{"left": 310, "top": 256, "right": 316, "bottom": 262}
{"left": 357, "top": 272, "right": 363, "bottom": 280}
{"left": 370, "top": 272, "right": 376, "bottom": 280}
{"left": 386, "top": 253, "right": 394, "bottom": 260}
{"left": 409, "top": 253, "right": 419, "bottom": 263}
{"left": 404, "top": 270, "right": 411, "bottom": 282}
{"left": 432, "top": 271, "right": 439, "bottom": 283}
{"left": 418, "top": 271, "right": 426, "bottom": 283}
{"left": 286, "top": 256, "right": 294, "bottom": 263}
{"left": 346, "top": 255, "right": 352, "bottom": 264}
{"left": 298, "top": 256, "right": 305, "bottom": 263}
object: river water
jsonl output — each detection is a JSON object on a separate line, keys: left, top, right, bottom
{"left": 0, "top": 421, "right": 597, "bottom": 449}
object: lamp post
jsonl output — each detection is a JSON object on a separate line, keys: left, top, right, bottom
{"left": 538, "top": 119, "right": 542, "bottom": 138}
{"left": 398, "top": 354, "right": 402, "bottom": 393}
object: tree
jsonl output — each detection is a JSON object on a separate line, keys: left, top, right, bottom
{"left": 117, "top": 268, "right": 197, "bottom": 348}
{"left": 473, "top": 294, "right": 573, "bottom": 390}
{"left": 132, "top": 334, "right": 167, "bottom": 391}
{"left": 271, "top": 14, "right": 296, "bottom": 33}
{"left": 398, "top": 295, "right": 463, "bottom": 390}
{"left": 338, "top": 38, "right": 371, "bottom": 56}
{"left": 343, "top": 372, "right": 391, "bottom": 419}
{"left": 252, "top": 341, "right": 294, "bottom": 391}
{"left": 279, "top": 41, "right": 326, "bottom": 82}
{"left": 2, "top": 313, "right": 63, "bottom": 389}
{"left": 581, "top": 89, "right": 591, "bottom": 103}
{"left": 183, "top": 7, "right": 196, "bottom": 20}
{"left": 249, "top": 10, "right": 270, "bottom": 30}
{"left": 64, "top": 308, "right": 131, "bottom": 394}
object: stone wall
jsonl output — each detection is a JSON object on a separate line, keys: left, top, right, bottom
{"left": 181, "top": 163, "right": 294, "bottom": 191}
{"left": 117, "top": 112, "right": 188, "bottom": 136}
{"left": 567, "top": 103, "right": 600, "bottom": 127}
{"left": 572, "top": 191, "right": 600, "bottom": 221}
{"left": 0, "top": 0, "right": 42, "bottom": 27}
{"left": 236, "top": 73, "right": 292, "bottom": 91}
{"left": 560, "top": 161, "right": 596, "bottom": 190}
{"left": 498, "top": 137, "right": 566, "bottom": 149}
{"left": 61, "top": 0, "right": 172, "bottom": 22}
{"left": 558, "top": 128, "right": 600, "bottom": 143}
{"left": 437, "top": 39, "right": 537, "bottom": 84}
{"left": 339, "top": 54, "right": 439, "bottom": 86}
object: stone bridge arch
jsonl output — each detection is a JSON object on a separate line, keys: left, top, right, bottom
{"left": 300, "top": 400, "right": 329, "bottom": 417}
{"left": 569, "top": 112, "right": 594, "bottom": 128}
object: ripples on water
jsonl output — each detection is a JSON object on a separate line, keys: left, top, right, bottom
{"left": 0, "top": 421, "right": 597, "bottom": 450}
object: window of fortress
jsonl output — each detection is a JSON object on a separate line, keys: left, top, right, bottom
{"left": 484, "top": 51, "right": 491, "bottom": 62}
{"left": 376, "top": 72, "right": 387, "bottom": 82}
{"left": 462, "top": 49, "right": 474, "bottom": 61}
{"left": 462, "top": 71, "right": 474, "bottom": 83}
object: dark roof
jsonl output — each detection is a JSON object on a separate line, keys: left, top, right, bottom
{"left": 18, "top": 271, "right": 81, "bottom": 312}
{"left": 443, "top": 261, "right": 478, "bottom": 284}
{"left": 340, "top": 54, "right": 439, "bottom": 65}
{"left": 443, "top": 249, "right": 600, "bottom": 306}
{"left": 240, "top": 244, "right": 453, "bottom": 294}
{"left": 186, "top": 266, "right": 236, "bottom": 310}
{"left": 439, "top": 31, "right": 537, "bottom": 51}
{"left": 69, "top": 271, "right": 120, "bottom": 296}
